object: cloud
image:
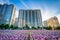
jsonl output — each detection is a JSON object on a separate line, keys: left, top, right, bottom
{"left": 0, "top": 0, "right": 4, "bottom": 4}
{"left": 28, "top": 3, "right": 60, "bottom": 23}
{"left": 42, "top": 5, "right": 59, "bottom": 21}
{"left": 0, "top": 0, "right": 10, "bottom": 4}
{"left": 41, "top": 6, "right": 60, "bottom": 23}
{"left": 0, "top": 0, "right": 60, "bottom": 23}
{"left": 19, "top": 0, "right": 29, "bottom": 9}
{"left": 0, "top": 0, "right": 18, "bottom": 18}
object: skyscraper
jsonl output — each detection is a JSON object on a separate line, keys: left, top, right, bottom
{"left": 43, "top": 16, "right": 59, "bottom": 27}
{"left": 18, "top": 9, "right": 42, "bottom": 28}
{"left": 0, "top": 4, "right": 16, "bottom": 25}
{"left": 14, "top": 18, "right": 18, "bottom": 26}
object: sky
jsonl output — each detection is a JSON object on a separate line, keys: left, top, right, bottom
{"left": 0, "top": 0, "right": 60, "bottom": 23}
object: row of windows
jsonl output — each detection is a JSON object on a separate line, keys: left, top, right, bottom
{"left": 0, "top": 4, "right": 14, "bottom": 24}
{"left": 18, "top": 10, "right": 42, "bottom": 27}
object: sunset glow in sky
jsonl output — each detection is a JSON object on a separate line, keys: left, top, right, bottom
{"left": 0, "top": 0, "right": 60, "bottom": 23}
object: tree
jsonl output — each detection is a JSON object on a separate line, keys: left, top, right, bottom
{"left": 55, "top": 26, "right": 60, "bottom": 30}
{"left": 22, "top": 26, "right": 25, "bottom": 29}
{"left": 0, "top": 24, "right": 19, "bottom": 30}
{"left": 43, "top": 26, "right": 52, "bottom": 30}
{"left": 13, "top": 26, "right": 18, "bottom": 29}
{"left": 25, "top": 24, "right": 30, "bottom": 30}
{"left": 5, "top": 24, "right": 9, "bottom": 29}
{"left": 10, "top": 25, "right": 14, "bottom": 30}
{"left": 37, "top": 26, "right": 42, "bottom": 29}
{"left": 37, "top": 26, "right": 40, "bottom": 29}
{"left": 32, "top": 26, "right": 36, "bottom": 30}
{"left": 37, "top": 26, "right": 42, "bottom": 30}
{"left": 0, "top": 24, "right": 5, "bottom": 29}
{"left": 48, "top": 26, "right": 52, "bottom": 30}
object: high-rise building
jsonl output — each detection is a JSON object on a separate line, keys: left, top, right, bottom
{"left": 14, "top": 18, "right": 18, "bottom": 26}
{"left": 43, "top": 21, "right": 48, "bottom": 27}
{"left": 43, "top": 16, "right": 59, "bottom": 27}
{"left": 18, "top": 9, "right": 42, "bottom": 28}
{"left": 0, "top": 4, "right": 16, "bottom": 25}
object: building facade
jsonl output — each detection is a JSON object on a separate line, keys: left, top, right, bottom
{"left": 14, "top": 18, "right": 18, "bottom": 26}
{"left": 43, "top": 16, "right": 59, "bottom": 27}
{"left": 18, "top": 10, "right": 42, "bottom": 28}
{"left": 43, "top": 21, "right": 48, "bottom": 27}
{"left": 0, "top": 4, "right": 16, "bottom": 25}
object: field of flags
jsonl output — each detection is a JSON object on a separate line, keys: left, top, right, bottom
{"left": 0, "top": 30, "right": 60, "bottom": 40}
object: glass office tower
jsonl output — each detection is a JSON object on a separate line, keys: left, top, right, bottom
{"left": 0, "top": 4, "right": 16, "bottom": 25}
{"left": 18, "top": 10, "right": 42, "bottom": 28}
